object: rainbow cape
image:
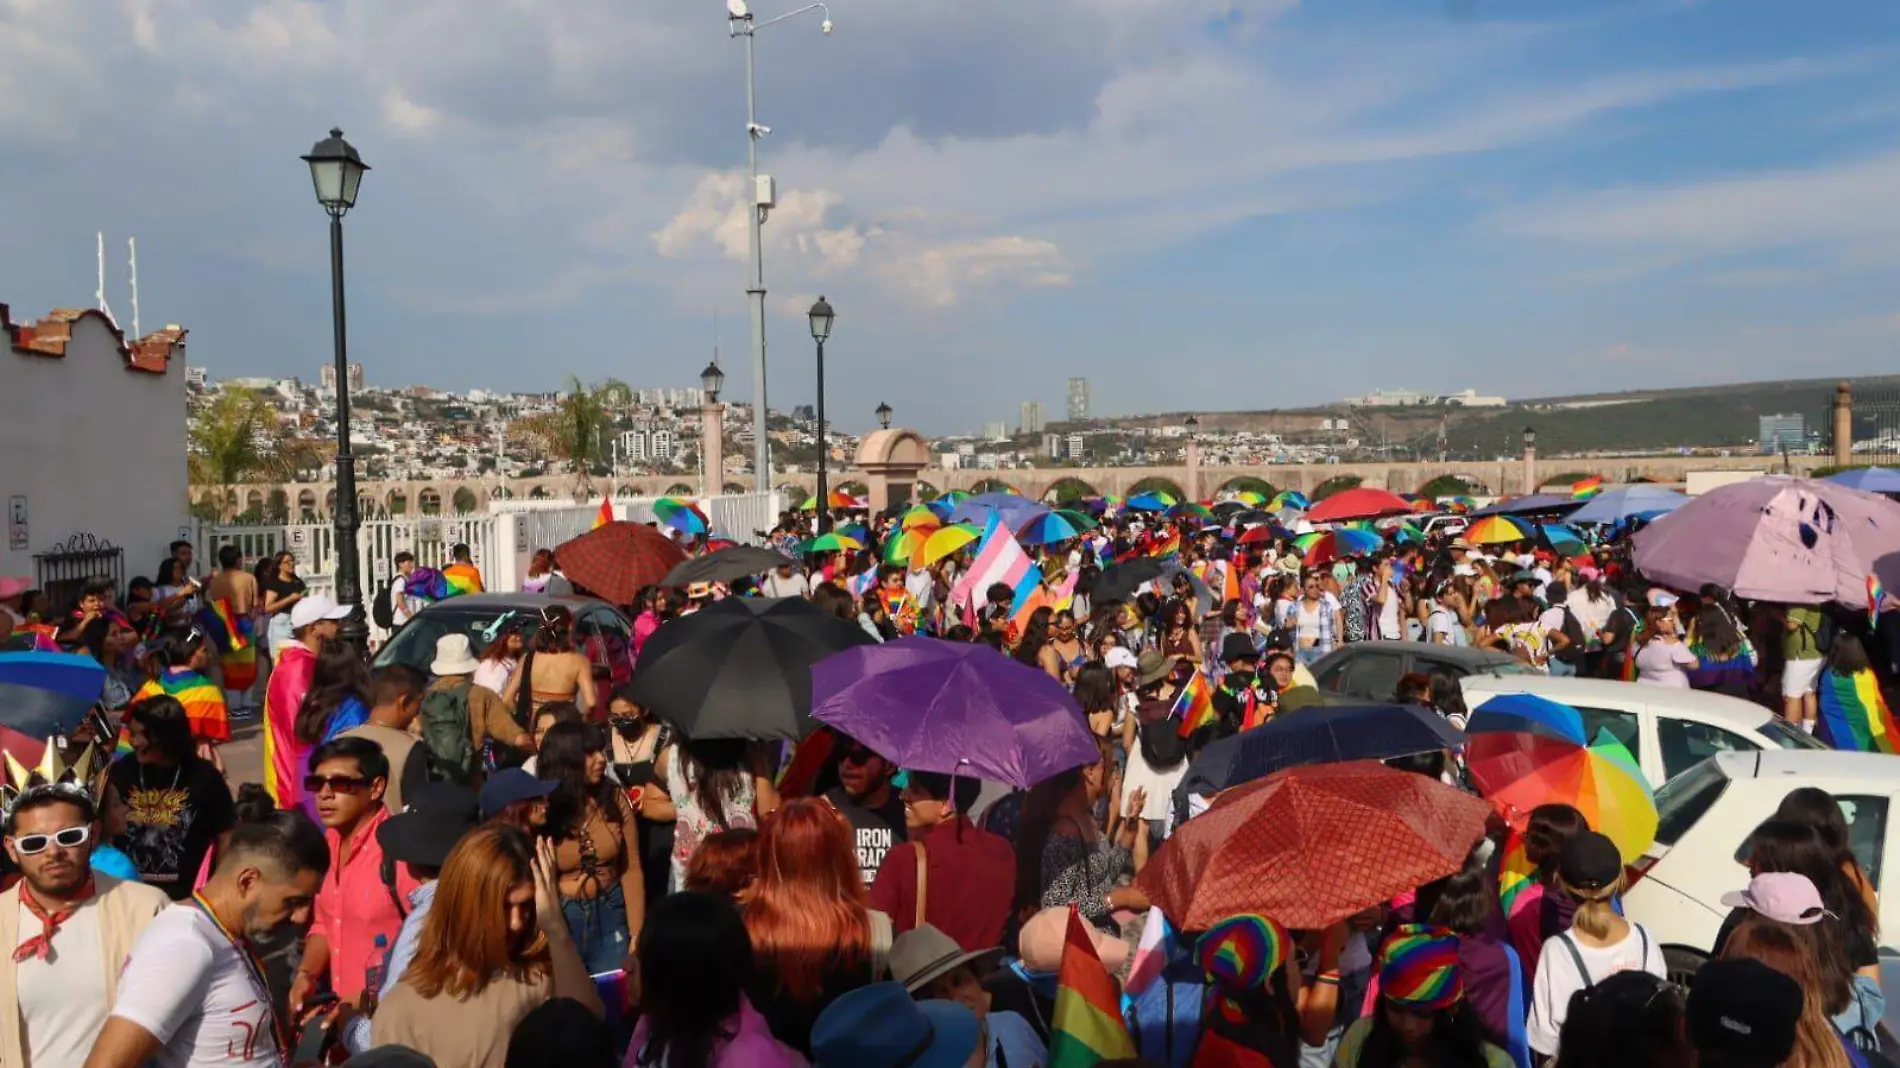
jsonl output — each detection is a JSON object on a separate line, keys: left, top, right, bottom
{"left": 123, "top": 670, "right": 230, "bottom": 751}
{"left": 1817, "top": 669, "right": 1898, "bottom": 754}
{"left": 1048, "top": 906, "right": 1136, "bottom": 1068}
{"left": 1686, "top": 624, "right": 1757, "bottom": 691}
{"left": 443, "top": 562, "right": 485, "bottom": 595}
{"left": 1173, "top": 671, "right": 1218, "bottom": 739}
{"left": 198, "top": 598, "right": 257, "bottom": 692}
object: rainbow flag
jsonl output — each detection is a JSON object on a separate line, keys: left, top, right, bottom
{"left": 1496, "top": 831, "right": 1535, "bottom": 919}
{"left": 198, "top": 598, "right": 257, "bottom": 692}
{"left": 1173, "top": 671, "right": 1218, "bottom": 739}
{"left": 1570, "top": 476, "right": 1603, "bottom": 500}
{"left": 1147, "top": 530, "right": 1182, "bottom": 560}
{"left": 592, "top": 497, "right": 614, "bottom": 530}
{"left": 1048, "top": 906, "right": 1136, "bottom": 1068}
{"left": 443, "top": 562, "right": 484, "bottom": 596}
{"left": 135, "top": 669, "right": 230, "bottom": 744}
{"left": 1869, "top": 575, "right": 1886, "bottom": 629}
{"left": 1817, "top": 669, "right": 1898, "bottom": 754}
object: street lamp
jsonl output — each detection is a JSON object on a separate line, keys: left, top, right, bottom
{"left": 1521, "top": 425, "right": 1538, "bottom": 495}
{"left": 1522, "top": 426, "right": 1537, "bottom": 449}
{"left": 1184, "top": 415, "right": 1200, "bottom": 435}
{"left": 700, "top": 361, "right": 727, "bottom": 498}
{"left": 728, "top": 0, "right": 834, "bottom": 500}
{"left": 876, "top": 402, "right": 892, "bottom": 430}
{"left": 809, "top": 295, "right": 835, "bottom": 534}
{"left": 302, "top": 128, "right": 371, "bottom": 650}
{"left": 1183, "top": 415, "right": 1202, "bottom": 501}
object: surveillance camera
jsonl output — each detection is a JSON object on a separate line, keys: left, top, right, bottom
{"left": 820, "top": 18, "right": 833, "bottom": 33}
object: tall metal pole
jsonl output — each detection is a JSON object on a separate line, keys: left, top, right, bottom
{"left": 328, "top": 214, "right": 368, "bottom": 649}
{"left": 814, "top": 336, "right": 829, "bottom": 535}
{"left": 744, "top": 29, "right": 772, "bottom": 496}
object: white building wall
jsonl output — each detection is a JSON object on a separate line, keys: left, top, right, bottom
{"left": 0, "top": 313, "right": 189, "bottom": 588}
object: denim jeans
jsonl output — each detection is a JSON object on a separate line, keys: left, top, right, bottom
{"left": 1547, "top": 658, "right": 1577, "bottom": 677}
{"left": 561, "top": 884, "right": 631, "bottom": 975}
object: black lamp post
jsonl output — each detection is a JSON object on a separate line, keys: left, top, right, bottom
{"left": 701, "top": 361, "right": 725, "bottom": 402}
{"left": 808, "top": 296, "right": 835, "bottom": 534}
{"left": 876, "top": 402, "right": 893, "bottom": 430}
{"left": 302, "top": 128, "right": 370, "bottom": 649}
{"left": 1522, "top": 426, "right": 1537, "bottom": 449}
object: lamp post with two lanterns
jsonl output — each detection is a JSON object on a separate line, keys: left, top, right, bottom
{"left": 809, "top": 296, "right": 835, "bottom": 534}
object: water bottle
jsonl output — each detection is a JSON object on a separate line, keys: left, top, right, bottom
{"left": 364, "top": 934, "right": 390, "bottom": 998}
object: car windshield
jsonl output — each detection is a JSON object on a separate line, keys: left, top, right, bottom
{"left": 1758, "top": 715, "right": 1830, "bottom": 751}
{"left": 373, "top": 606, "right": 527, "bottom": 672}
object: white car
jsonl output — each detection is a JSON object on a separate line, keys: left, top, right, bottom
{"left": 1622, "top": 749, "right": 1900, "bottom": 972}
{"left": 1459, "top": 675, "right": 1827, "bottom": 788}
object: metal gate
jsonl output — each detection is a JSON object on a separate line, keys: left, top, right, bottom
{"left": 1837, "top": 385, "right": 1900, "bottom": 463}
{"left": 33, "top": 533, "right": 125, "bottom": 615}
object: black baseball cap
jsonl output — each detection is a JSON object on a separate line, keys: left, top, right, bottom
{"left": 478, "top": 769, "right": 558, "bottom": 820}
{"left": 378, "top": 783, "right": 480, "bottom": 870}
{"left": 1687, "top": 959, "right": 1803, "bottom": 1068}
{"left": 1559, "top": 830, "right": 1624, "bottom": 891}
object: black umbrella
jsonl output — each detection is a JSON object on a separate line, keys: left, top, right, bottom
{"left": 1175, "top": 703, "right": 1464, "bottom": 802}
{"left": 662, "top": 545, "right": 796, "bottom": 587}
{"left": 1210, "top": 501, "right": 1248, "bottom": 517}
{"left": 1093, "top": 558, "right": 1170, "bottom": 605}
{"left": 629, "top": 597, "right": 877, "bottom": 741}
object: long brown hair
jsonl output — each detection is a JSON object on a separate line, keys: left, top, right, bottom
{"left": 402, "top": 825, "right": 547, "bottom": 1000}
{"left": 1722, "top": 921, "right": 1849, "bottom": 1068}
{"left": 743, "top": 799, "right": 870, "bottom": 1002}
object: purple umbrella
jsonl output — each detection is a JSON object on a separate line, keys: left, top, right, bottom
{"left": 811, "top": 637, "right": 1099, "bottom": 788}
{"left": 1633, "top": 476, "right": 1900, "bottom": 605}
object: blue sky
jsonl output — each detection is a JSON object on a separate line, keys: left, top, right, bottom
{"left": 3, "top": 0, "right": 1899, "bottom": 434}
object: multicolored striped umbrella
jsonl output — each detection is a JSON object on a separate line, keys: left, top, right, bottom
{"left": 1126, "top": 491, "right": 1178, "bottom": 512}
{"left": 799, "top": 533, "right": 864, "bottom": 554}
{"left": 1233, "top": 490, "right": 1268, "bottom": 506}
{"left": 934, "top": 490, "right": 972, "bottom": 506}
{"left": 1268, "top": 491, "right": 1310, "bottom": 512}
{"left": 653, "top": 497, "right": 709, "bottom": 536}
{"left": 1168, "top": 502, "right": 1215, "bottom": 522}
{"left": 1465, "top": 516, "right": 1530, "bottom": 545}
{"left": 919, "top": 523, "right": 983, "bottom": 567}
{"left": 0, "top": 652, "right": 106, "bottom": 766}
{"left": 1465, "top": 692, "right": 1659, "bottom": 863}
{"left": 1018, "top": 510, "right": 1090, "bottom": 547}
{"left": 1300, "top": 528, "right": 1384, "bottom": 566}
{"left": 900, "top": 505, "right": 943, "bottom": 531}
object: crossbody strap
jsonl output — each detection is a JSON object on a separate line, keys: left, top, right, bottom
{"left": 914, "top": 840, "right": 929, "bottom": 930}
{"left": 1557, "top": 932, "right": 1594, "bottom": 990}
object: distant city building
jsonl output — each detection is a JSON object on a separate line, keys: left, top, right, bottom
{"left": 319, "top": 362, "right": 367, "bottom": 392}
{"left": 185, "top": 365, "right": 207, "bottom": 389}
{"left": 1758, "top": 413, "right": 1806, "bottom": 455}
{"left": 1020, "top": 401, "right": 1046, "bottom": 435}
{"left": 1345, "top": 388, "right": 1507, "bottom": 408}
{"left": 983, "top": 421, "right": 1009, "bottom": 442}
{"left": 1066, "top": 433, "right": 1086, "bottom": 459}
{"left": 619, "top": 424, "right": 678, "bottom": 463}
{"left": 632, "top": 387, "right": 706, "bottom": 409}
{"left": 1067, "top": 377, "right": 1090, "bottom": 421}
{"left": 792, "top": 405, "right": 816, "bottom": 422}
{"left": 1041, "top": 433, "right": 1062, "bottom": 459}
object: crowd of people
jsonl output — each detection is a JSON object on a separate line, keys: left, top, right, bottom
{"left": 0, "top": 490, "right": 1891, "bottom": 1068}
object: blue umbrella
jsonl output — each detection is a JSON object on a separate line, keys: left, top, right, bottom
{"left": 0, "top": 651, "right": 107, "bottom": 761}
{"left": 1175, "top": 703, "right": 1465, "bottom": 798}
{"left": 1825, "top": 467, "right": 1900, "bottom": 494}
{"left": 1016, "top": 511, "right": 1087, "bottom": 547}
{"left": 1567, "top": 485, "right": 1691, "bottom": 525}
{"left": 1125, "top": 492, "right": 1175, "bottom": 512}
{"left": 949, "top": 493, "right": 1048, "bottom": 529}
{"left": 1467, "top": 692, "right": 1585, "bottom": 744}
{"left": 811, "top": 637, "right": 1098, "bottom": 788}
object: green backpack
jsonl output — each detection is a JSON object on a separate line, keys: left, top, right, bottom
{"left": 417, "top": 680, "right": 480, "bottom": 785}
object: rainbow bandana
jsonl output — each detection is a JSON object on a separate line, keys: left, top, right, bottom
{"left": 1195, "top": 914, "right": 1289, "bottom": 1022}
{"left": 1379, "top": 924, "right": 1463, "bottom": 1012}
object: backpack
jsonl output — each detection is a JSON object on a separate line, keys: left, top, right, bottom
{"left": 371, "top": 581, "right": 396, "bottom": 631}
{"left": 1552, "top": 605, "right": 1586, "bottom": 665}
{"left": 1815, "top": 612, "right": 1841, "bottom": 654}
{"left": 417, "top": 680, "right": 479, "bottom": 785}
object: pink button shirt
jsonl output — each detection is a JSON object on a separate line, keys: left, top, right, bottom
{"left": 314, "top": 806, "right": 419, "bottom": 1001}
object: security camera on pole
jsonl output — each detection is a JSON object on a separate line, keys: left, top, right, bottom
{"left": 727, "top": 0, "right": 833, "bottom": 499}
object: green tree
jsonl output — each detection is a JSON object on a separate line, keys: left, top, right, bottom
{"left": 187, "top": 389, "right": 315, "bottom": 521}
{"left": 516, "top": 376, "right": 632, "bottom": 498}
{"left": 1418, "top": 474, "right": 1476, "bottom": 498}
{"left": 1312, "top": 474, "right": 1363, "bottom": 501}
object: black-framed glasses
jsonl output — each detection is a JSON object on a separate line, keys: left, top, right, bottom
{"left": 11, "top": 826, "right": 90, "bottom": 854}
{"left": 303, "top": 774, "right": 369, "bottom": 795}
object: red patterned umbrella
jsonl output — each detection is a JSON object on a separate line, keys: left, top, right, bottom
{"left": 554, "top": 521, "right": 688, "bottom": 604}
{"left": 1305, "top": 487, "right": 1414, "bottom": 523}
{"left": 1135, "top": 760, "right": 1492, "bottom": 931}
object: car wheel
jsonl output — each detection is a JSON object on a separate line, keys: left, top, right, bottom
{"left": 1663, "top": 945, "right": 1708, "bottom": 986}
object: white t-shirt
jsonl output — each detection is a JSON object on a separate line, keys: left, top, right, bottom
{"left": 111, "top": 905, "right": 282, "bottom": 1068}
{"left": 1122, "top": 740, "right": 1187, "bottom": 822}
{"left": 1528, "top": 923, "right": 1665, "bottom": 1055}
{"left": 761, "top": 571, "right": 810, "bottom": 599}
{"left": 389, "top": 574, "right": 412, "bottom": 626}
{"left": 1376, "top": 582, "right": 1402, "bottom": 640}
{"left": 17, "top": 897, "right": 109, "bottom": 1068}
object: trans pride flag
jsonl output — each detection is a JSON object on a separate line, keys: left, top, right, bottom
{"left": 1818, "top": 669, "right": 1898, "bottom": 754}
{"left": 950, "top": 514, "right": 1040, "bottom": 627}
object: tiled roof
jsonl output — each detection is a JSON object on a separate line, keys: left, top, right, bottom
{"left": 0, "top": 302, "right": 186, "bottom": 375}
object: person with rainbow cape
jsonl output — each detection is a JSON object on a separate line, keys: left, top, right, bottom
{"left": 1816, "top": 632, "right": 1899, "bottom": 754}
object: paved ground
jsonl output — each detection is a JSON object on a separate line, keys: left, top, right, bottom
{"left": 222, "top": 716, "right": 266, "bottom": 790}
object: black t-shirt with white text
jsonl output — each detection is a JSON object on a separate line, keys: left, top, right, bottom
{"left": 108, "top": 755, "right": 238, "bottom": 900}
{"left": 825, "top": 786, "right": 908, "bottom": 886}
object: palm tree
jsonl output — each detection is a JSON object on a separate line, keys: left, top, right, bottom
{"left": 516, "top": 376, "right": 631, "bottom": 499}
{"left": 187, "top": 389, "right": 317, "bottom": 521}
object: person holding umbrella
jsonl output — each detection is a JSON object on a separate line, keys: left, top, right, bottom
{"left": 867, "top": 771, "right": 1015, "bottom": 953}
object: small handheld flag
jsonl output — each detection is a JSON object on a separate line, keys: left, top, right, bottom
{"left": 1048, "top": 906, "right": 1136, "bottom": 1068}
{"left": 1173, "top": 672, "right": 1218, "bottom": 739}
{"left": 1869, "top": 575, "right": 1885, "bottom": 629}
{"left": 592, "top": 497, "right": 614, "bottom": 530}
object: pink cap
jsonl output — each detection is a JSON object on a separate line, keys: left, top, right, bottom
{"left": 1577, "top": 566, "right": 1601, "bottom": 582}
{"left": 1720, "top": 872, "right": 1832, "bottom": 925}
{"left": 0, "top": 577, "right": 30, "bottom": 600}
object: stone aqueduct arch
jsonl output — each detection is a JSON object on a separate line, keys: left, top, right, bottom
{"left": 217, "top": 450, "right": 1826, "bottom": 521}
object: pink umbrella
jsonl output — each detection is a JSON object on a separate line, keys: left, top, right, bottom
{"left": 1633, "top": 476, "right": 1900, "bottom": 605}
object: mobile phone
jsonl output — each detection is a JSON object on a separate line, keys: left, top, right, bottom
{"left": 290, "top": 995, "right": 338, "bottom": 1068}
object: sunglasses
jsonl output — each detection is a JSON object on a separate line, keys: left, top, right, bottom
{"left": 303, "top": 774, "right": 370, "bottom": 795}
{"left": 11, "top": 826, "right": 90, "bottom": 855}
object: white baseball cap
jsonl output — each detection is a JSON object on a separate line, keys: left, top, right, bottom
{"left": 289, "top": 594, "right": 353, "bottom": 630}
{"left": 1104, "top": 648, "right": 1139, "bottom": 671}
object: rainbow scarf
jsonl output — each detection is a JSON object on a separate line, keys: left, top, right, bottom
{"left": 1817, "top": 669, "right": 1898, "bottom": 754}
{"left": 1049, "top": 907, "right": 1136, "bottom": 1067}
{"left": 1172, "top": 672, "right": 1218, "bottom": 739}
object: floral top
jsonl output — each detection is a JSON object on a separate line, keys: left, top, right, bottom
{"left": 1039, "top": 817, "right": 1132, "bottom": 927}
{"left": 665, "top": 751, "right": 757, "bottom": 891}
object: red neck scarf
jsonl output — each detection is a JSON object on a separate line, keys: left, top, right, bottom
{"left": 14, "top": 878, "right": 97, "bottom": 962}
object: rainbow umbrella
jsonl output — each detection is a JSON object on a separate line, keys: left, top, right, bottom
{"left": 1438, "top": 496, "right": 1475, "bottom": 513}
{"left": 1268, "top": 491, "right": 1310, "bottom": 512}
{"left": 1300, "top": 528, "right": 1383, "bottom": 566}
{"left": 919, "top": 523, "right": 982, "bottom": 567}
{"left": 1017, "top": 510, "right": 1090, "bottom": 547}
{"left": 653, "top": 497, "right": 709, "bottom": 536}
{"left": 934, "top": 490, "right": 972, "bottom": 506}
{"left": 1126, "top": 491, "right": 1177, "bottom": 512}
{"left": 1465, "top": 515, "right": 1530, "bottom": 545}
{"left": 799, "top": 533, "right": 864, "bottom": 554}
{"left": 1539, "top": 523, "right": 1588, "bottom": 556}
{"left": 1389, "top": 522, "right": 1425, "bottom": 545}
{"left": 0, "top": 652, "right": 107, "bottom": 766}
{"left": 1055, "top": 508, "right": 1099, "bottom": 532}
{"left": 885, "top": 528, "right": 927, "bottom": 566}
{"left": 901, "top": 505, "right": 942, "bottom": 532}
{"left": 1233, "top": 490, "right": 1268, "bottom": 506}
{"left": 836, "top": 522, "right": 870, "bottom": 543}
{"left": 1465, "top": 692, "right": 1658, "bottom": 864}
{"left": 1168, "top": 502, "right": 1215, "bottom": 522}
{"left": 800, "top": 490, "right": 859, "bottom": 512}
{"left": 923, "top": 499, "right": 954, "bottom": 520}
